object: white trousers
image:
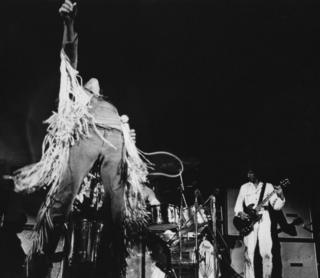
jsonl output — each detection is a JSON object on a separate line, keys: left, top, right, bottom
{"left": 243, "top": 211, "right": 273, "bottom": 278}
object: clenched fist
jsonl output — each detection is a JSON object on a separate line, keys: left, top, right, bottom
{"left": 59, "top": 0, "right": 77, "bottom": 23}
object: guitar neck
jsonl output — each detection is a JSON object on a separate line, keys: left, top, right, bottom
{"left": 255, "top": 179, "right": 288, "bottom": 211}
{"left": 255, "top": 188, "right": 276, "bottom": 211}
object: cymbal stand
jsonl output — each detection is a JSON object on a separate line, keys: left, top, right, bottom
{"left": 199, "top": 195, "right": 221, "bottom": 278}
{"left": 177, "top": 173, "right": 187, "bottom": 278}
{"left": 210, "top": 195, "right": 219, "bottom": 278}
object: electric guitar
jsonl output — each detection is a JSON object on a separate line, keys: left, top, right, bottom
{"left": 233, "top": 178, "right": 290, "bottom": 237}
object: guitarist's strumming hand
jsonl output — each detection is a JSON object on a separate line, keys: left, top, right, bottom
{"left": 274, "top": 185, "right": 284, "bottom": 200}
{"left": 238, "top": 211, "right": 249, "bottom": 221}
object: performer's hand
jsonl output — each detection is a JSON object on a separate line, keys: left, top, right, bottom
{"left": 59, "top": 0, "right": 77, "bottom": 23}
{"left": 274, "top": 185, "right": 284, "bottom": 200}
{"left": 130, "top": 129, "right": 136, "bottom": 144}
{"left": 238, "top": 211, "right": 249, "bottom": 220}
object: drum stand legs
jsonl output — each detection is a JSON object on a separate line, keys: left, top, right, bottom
{"left": 194, "top": 193, "right": 200, "bottom": 278}
{"left": 140, "top": 232, "right": 146, "bottom": 278}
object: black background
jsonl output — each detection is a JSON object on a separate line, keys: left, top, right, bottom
{"left": 1, "top": 0, "right": 320, "bottom": 223}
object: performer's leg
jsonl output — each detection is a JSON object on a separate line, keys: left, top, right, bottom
{"left": 258, "top": 214, "right": 273, "bottom": 278}
{"left": 28, "top": 133, "right": 103, "bottom": 278}
{"left": 49, "top": 133, "right": 103, "bottom": 223}
{"left": 243, "top": 224, "right": 258, "bottom": 278}
{"left": 99, "top": 129, "right": 126, "bottom": 278}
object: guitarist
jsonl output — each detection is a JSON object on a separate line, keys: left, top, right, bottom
{"left": 234, "top": 168, "right": 285, "bottom": 278}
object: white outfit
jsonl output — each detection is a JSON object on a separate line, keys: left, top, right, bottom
{"left": 234, "top": 182, "right": 285, "bottom": 278}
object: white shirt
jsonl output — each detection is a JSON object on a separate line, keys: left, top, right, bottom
{"left": 234, "top": 182, "right": 285, "bottom": 216}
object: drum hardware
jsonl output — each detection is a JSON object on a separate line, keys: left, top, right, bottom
{"left": 164, "top": 193, "right": 220, "bottom": 278}
{"left": 177, "top": 172, "right": 188, "bottom": 278}
{"left": 64, "top": 164, "right": 106, "bottom": 272}
{"left": 180, "top": 205, "right": 209, "bottom": 234}
{"left": 143, "top": 152, "right": 219, "bottom": 277}
{"left": 147, "top": 204, "right": 180, "bottom": 231}
{"left": 209, "top": 195, "right": 219, "bottom": 278}
{"left": 70, "top": 218, "right": 104, "bottom": 265}
{"left": 194, "top": 189, "right": 200, "bottom": 278}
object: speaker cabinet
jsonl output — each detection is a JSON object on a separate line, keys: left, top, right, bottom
{"left": 280, "top": 241, "right": 318, "bottom": 278}
{"left": 226, "top": 188, "right": 314, "bottom": 239}
{"left": 229, "top": 239, "right": 319, "bottom": 278}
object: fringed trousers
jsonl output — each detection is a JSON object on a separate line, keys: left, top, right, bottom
{"left": 30, "top": 127, "right": 126, "bottom": 278}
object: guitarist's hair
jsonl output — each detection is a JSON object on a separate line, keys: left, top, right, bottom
{"left": 246, "top": 163, "right": 268, "bottom": 180}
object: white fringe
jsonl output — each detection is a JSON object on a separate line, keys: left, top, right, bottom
{"left": 121, "top": 120, "right": 153, "bottom": 227}
{"left": 12, "top": 50, "right": 114, "bottom": 194}
{"left": 12, "top": 51, "right": 148, "bottom": 264}
{"left": 11, "top": 50, "right": 149, "bottom": 256}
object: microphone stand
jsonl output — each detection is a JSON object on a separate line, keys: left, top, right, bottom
{"left": 194, "top": 192, "right": 199, "bottom": 278}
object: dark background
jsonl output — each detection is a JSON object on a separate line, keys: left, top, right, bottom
{"left": 1, "top": 0, "right": 320, "bottom": 234}
{"left": 1, "top": 0, "right": 320, "bottom": 276}
{"left": 0, "top": 0, "right": 208, "bottom": 185}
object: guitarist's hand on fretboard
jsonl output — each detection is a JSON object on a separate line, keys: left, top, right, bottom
{"left": 274, "top": 185, "right": 285, "bottom": 200}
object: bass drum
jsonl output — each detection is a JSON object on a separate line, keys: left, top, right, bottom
{"left": 198, "top": 238, "right": 218, "bottom": 278}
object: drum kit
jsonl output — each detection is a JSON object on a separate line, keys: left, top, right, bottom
{"left": 144, "top": 183, "right": 220, "bottom": 278}
{"left": 64, "top": 157, "right": 217, "bottom": 278}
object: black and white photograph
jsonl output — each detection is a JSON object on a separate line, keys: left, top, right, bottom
{"left": 0, "top": 0, "right": 319, "bottom": 278}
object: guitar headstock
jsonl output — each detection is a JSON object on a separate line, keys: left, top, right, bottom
{"left": 279, "top": 178, "right": 290, "bottom": 188}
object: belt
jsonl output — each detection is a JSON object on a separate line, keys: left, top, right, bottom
{"left": 94, "top": 123, "right": 122, "bottom": 132}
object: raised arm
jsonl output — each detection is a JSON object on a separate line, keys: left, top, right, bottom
{"left": 59, "top": 0, "right": 78, "bottom": 69}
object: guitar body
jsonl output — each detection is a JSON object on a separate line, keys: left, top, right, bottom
{"left": 233, "top": 204, "right": 263, "bottom": 237}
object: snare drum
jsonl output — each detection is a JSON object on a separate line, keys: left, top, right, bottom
{"left": 148, "top": 204, "right": 179, "bottom": 231}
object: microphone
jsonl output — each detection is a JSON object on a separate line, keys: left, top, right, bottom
{"left": 210, "top": 195, "right": 216, "bottom": 203}
{"left": 194, "top": 188, "right": 204, "bottom": 204}
{"left": 194, "top": 188, "right": 202, "bottom": 207}
{"left": 194, "top": 189, "right": 201, "bottom": 198}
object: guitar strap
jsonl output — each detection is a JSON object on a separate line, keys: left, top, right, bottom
{"left": 242, "top": 182, "right": 267, "bottom": 210}
{"left": 258, "top": 182, "right": 266, "bottom": 204}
